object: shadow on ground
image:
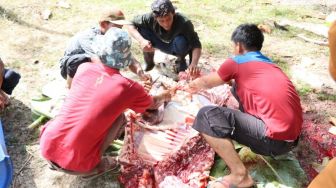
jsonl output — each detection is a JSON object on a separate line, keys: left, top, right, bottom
{"left": 0, "top": 6, "right": 71, "bottom": 37}
{"left": 1, "top": 98, "right": 121, "bottom": 187}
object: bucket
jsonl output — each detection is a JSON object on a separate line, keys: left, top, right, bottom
{"left": 0, "top": 120, "right": 14, "bottom": 188}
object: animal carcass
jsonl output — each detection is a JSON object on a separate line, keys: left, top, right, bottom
{"left": 118, "top": 77, "right": 238, "bottom": 188}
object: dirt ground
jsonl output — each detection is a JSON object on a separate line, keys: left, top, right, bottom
{"left": 1, "top": 0, "right": 336, "bottom": 188}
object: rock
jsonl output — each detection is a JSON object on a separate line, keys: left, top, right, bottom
{"left": 56, "top": 1, "right": 71, "bottom": 9}
{"left": 41, "top": 9, "right": 52, "bottom": 20}
{"left": 329, "top": 126, "right": 336, "bottom": 135}
{"left": 329, "top": 116, "right": 336, "bottom": 126}
{"left": 258, "top": 24, "right": 272, "bottom": 34}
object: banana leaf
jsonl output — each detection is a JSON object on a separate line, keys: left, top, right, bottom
{"left": 210, "top": 147, "right": 307, "bottom": 188}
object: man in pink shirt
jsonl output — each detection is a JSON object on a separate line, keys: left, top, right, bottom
{"left": 185, "top": 24, "right": 303, "bottom": 187}
{"left": 40, "top": 28, "right": 171, "bottom": 179}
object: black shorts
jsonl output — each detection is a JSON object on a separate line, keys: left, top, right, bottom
{"left": 193, "top": 106, "right": 298, "bottom": 157}
{"left": 60, "top": 54, "right": 90, "bottom": 79}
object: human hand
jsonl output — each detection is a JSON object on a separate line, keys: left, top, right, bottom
{"left": 140, "top": 39, "right": 154, "bottom": 52}
{"left": 0, "top": 91, "right": 9, "bottom": 111}
{"left": 142, "top": 79, "right": 152, "bottom": 93}
{"left": 159, "top": 90, "right": 172, "bottom": 102}
{"left": 187, "top": 64, "right": 201, "bottom": 80}
{"left": 183, "top": 81, "right": 199, "bottom": 94}
{"left": 139, "top": 72, "right": 152, "bottom": 82}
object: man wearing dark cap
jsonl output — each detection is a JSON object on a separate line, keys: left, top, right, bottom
{"left": 41, "top": 28, "right": 172, "bottom": 179}
{"left": 127, "top": 0, "right": 202, "bottom": 76}
{"left": 60, "top": 8, "right": 150, "bottom": 88}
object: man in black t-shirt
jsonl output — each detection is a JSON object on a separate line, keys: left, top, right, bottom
{"left": 127, "top": 0, "right": 202, "bottom": 75}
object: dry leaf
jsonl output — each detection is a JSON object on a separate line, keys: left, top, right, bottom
{"left": 311, "top": 157, "right": 330, "bottom": 173}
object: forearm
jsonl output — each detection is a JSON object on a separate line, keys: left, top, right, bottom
{"left": 189, "top": 77, "right": 210, "bottom": 91}
{"left": 148, "top": 92, "right": 171, "bottom": 109}
{"left": 328, "top": 21, "right": 336, "bottom": 80}
{"left": 129, "top": 58, "right": 146, "bottom": 78}
{"left": 126, "top": 25, "right": 146, "bottom": 43}
{"left": 188, "top": 72, "right": 226, "bottom": 93}
{"left": 190, "top": 48, "right": 202, "bottom": 66}
{"left": 0, "top": 58, "right": 4, "bottom": 87}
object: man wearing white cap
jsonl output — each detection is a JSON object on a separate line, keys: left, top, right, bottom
{"left": 60, "top": 8, "right": 150, "bottom": 88}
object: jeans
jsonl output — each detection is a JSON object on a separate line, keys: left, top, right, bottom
{"left": 138, "top": 28, "right": 191, "bottom": 58}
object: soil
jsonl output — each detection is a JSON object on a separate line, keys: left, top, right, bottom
{"left": 0, "top": 0, "right": 336, "bottom": 188}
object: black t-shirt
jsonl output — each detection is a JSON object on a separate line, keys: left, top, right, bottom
{"left": 132, "top": 12, "right": 202, "bottom": 49}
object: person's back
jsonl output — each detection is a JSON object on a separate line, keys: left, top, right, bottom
{"left": 186, "top": 24, "right": 303, "bottom": 188}
{"left": 41, "top": 62, "right": 151, "bottom": 172}
{"left": 59, "top": 8, "right": 130, "bottom": 87}
{"left": 40, "top": 28, "right": 153, "bottom": 174}
{"left": 220, "top": 51, "right": 302, "bottom": 140}
{"left": 61, "top": 27, "right": 100, "bottom": 60}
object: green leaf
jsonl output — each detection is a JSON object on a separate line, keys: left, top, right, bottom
{"left": 210, "top": 148, "right": 307, "bottom": 187}
{"left": 210, "top": 154, "right": 229, "bottom": 178}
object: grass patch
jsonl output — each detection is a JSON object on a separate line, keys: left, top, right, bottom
{"left": 297, "top": 83, "right": 313, "bottom": 96}
{"left": 317, "top": 92, "right": 336, "bottom": 102}
{"left": 8, "top": 60, "right": 23, "bottom": 69}
{"left": 1, "top": 0, "right": 328, "bottom": 66}
{"left": 271, "top": 56, "right": 290, "bottom": 76}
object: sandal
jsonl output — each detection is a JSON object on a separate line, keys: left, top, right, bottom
{"left": 80, "top": 156, "right": 120, "bottom": 181}
{"left": 207, "top": 177, "right": 256, "bottom": 188}
{"left": 207, "top": 177, "right": 237, "bottom": 188}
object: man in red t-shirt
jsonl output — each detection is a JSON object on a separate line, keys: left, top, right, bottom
{"left": 185, "top": 24, "right": 303, "bottom": 187}
{"left": 40, "top": 28, "right": 171, "bottom": 179}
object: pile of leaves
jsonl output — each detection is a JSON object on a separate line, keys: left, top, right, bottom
{"left": 210, "top": 145, "right": 308, "bottom": 188}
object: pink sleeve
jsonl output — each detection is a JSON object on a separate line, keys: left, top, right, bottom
{"left": 217, "top": 58, "right": 238, "bottom": 82}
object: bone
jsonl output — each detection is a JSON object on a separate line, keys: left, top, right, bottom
{"left": 150, "top": 130, "right": 184, "bottom": 143}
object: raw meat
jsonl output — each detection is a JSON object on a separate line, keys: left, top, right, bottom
{"left": 118, "top": 74, "right": 238, "bottom": 188}
{"left": 118, "top": 100, "right": 215, "bottom": 188}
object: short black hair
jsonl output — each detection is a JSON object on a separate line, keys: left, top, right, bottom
{"left": 231, "top": 24, "right": 264, "bottom": 51}
{"left": 151, "top": 0, "right": 175, "bottom": 17}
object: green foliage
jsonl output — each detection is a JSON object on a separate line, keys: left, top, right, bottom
{"left": 210, "top": 154, "right": 229, "bottom": 178}
{"left": 252, "top": 154, "right": 308, "bottom": 188}
{"left": 297, "top": 83, "right": 313, "bottom": 96}
{"left": 271, "top": 56, "right": 290, "bottom": 76}
{"left": 317, "top": 92, "right": 336, "bottom": 102}
{"left": 239, "top": 147, "right": 258, "bottom": 163}
{"left": 210, "top": 147, "right": 307, "bottom": 188}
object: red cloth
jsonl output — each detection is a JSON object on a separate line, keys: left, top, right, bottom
{"left": 217, "top": 52, "right": 302, "bottom": 140}
{"left": 40, "top": 62, "right": 152, "bottom": 172}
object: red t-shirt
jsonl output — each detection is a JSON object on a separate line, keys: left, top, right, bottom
{"left": 217, "top": 51, "right": 302, "bottom": 140}
{"left": 40, "top": 62, "right": 152, "bottom": 172}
